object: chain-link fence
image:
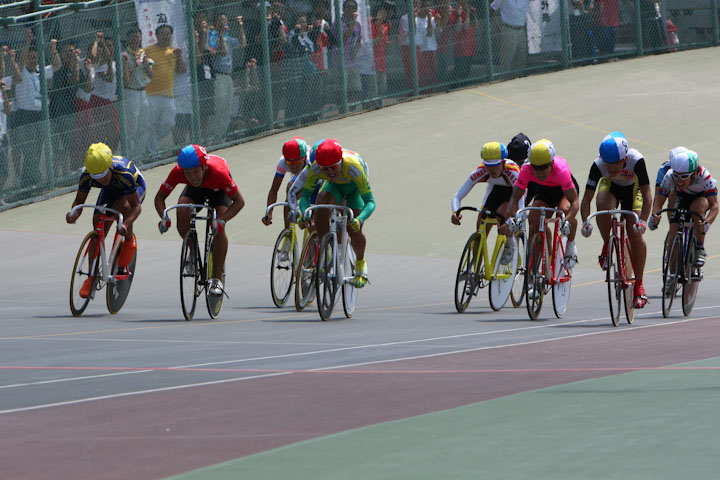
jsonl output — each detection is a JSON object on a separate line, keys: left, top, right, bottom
{"left": 0, "top": 0, "right": 718, "bottom": 208}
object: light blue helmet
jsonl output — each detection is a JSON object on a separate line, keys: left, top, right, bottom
{"left": 309, "top": 138, "right": 327, "bottom": 164}
{"left": 599, "top": 131, "right": 628, "bottom": 164}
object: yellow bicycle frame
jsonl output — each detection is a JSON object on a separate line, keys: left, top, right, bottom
{"left": 470, "top": 216, "right": 513, "bottom": 283}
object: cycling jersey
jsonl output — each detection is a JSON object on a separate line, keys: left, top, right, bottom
{"left": 79, "top": 156, "right": 146, "bottom": 200}
{"left": 515, "top": 155, "right": 575, "bottom": 191}
{"left": 657, "top": 165, "right": 718, "bottom": 198}
{"left": 289, "top": 149, "right": 375, "bottom": 222}
{"left": 586, "top": 148, "right": 650, "bottom": 189}
{"left": 160, "top": 155, "right": 238, "bottom": 196}
{"left": 451, "top": 160, "right": 521, "bottom": 212}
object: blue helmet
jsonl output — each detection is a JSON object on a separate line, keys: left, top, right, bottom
{"left": 598, "top": 131, "right": 628, "bottom": 164}
{"left": 177, "top": 144, "right": 209, "bottom": 169}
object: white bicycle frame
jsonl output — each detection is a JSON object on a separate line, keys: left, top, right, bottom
{"left": 304, "top": 204, "right": 356, "bottom": 290}
{"left": 70, "top": 204, "right": 125, "bottom": 285}
{"left": 514, "top": 205, "right": 567, "bottom": 285}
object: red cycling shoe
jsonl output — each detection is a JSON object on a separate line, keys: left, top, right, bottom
{"left": 633, "top": 283, "right": 648, "bottom": 309}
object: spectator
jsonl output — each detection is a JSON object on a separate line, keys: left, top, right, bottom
{"left": 10, "top": 29, "right": 60, "bottom": 189}
{"left": 71, "top": 45, "right": 95, "bottom": 169}
{"left": 415, "top": 0, "right": 438, "bottom": 92}
{"left": 210, "top": 14, "right": 246, "bottom": 139}
{"left": 284, "top": 14, "right": 319, "bottom": 126}
{"left": 432, "top": 2, "right": 453, "bottom": 90}
{"left": 330, "top": 0, "right": 363, "bottom": 109}
{"left": 189, "top": 12, "right": 214, "bottom": 141}
{"left": 0, "top": 78, "right": 10, "bottom": 191}
{"left": 308, "top": 9, "right": 330, "bottom": 111}
{"left": 49, "top": 41, "right": 91, "bottom": 172}
{"left": 269, "top": 0, "right": 288, "bottom": 122}
{"left": 640, "top": 0, "right": 664, "bottom": 51}
{"left": 569, "top": 0, "right": 595, "bottom": 62}
{"left": 371, "top": 5, "right": 391, "bottom": 103}
{"left": 595, "top": 0, "right": 618, "bottom": 57}
{"left": 88, "top": 32, "right": 120, "bottom": 151}
{"left": 490, "top": 0, "right": 530, "bottom": 75}
{"left": 121, "top": 27, "right": 153, "bottom": 162}
{"left": 451, "top": 0, "right": 479, "bottom": 88}
{"left": 398, "top": 0, "right": 420, "bottom": 90}
{"left": 144, "top": 24, "right": 186, "bottom": 154}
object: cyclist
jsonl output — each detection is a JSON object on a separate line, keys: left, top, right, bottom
{"left": 649, "top": 147, "right": 718, "bottom": 267}
{"left": 288, "top": 138, "right": 375, "bottom": 288}
{"left": 262, "top": 136, "right": 314, "bottom": 229}
{"left": 500, "top": 139, "right": 580, "bottom": 270}
{"left": 579, "top": 131, "right": 651, "bottom": 308}
{"left": 154, "top": 144, "right": 245, "bottom": 296}
{"left": 65, "top": 142, "right": 145, "bottom": 298}
{"left": 451, "top": 141, "right": 522, "bottom": 263}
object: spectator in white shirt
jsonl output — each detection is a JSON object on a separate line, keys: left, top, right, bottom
{"left": 490, "top": 0, "right": 530, "bottom": 74}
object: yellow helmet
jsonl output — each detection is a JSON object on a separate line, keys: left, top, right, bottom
{"left": 85, "top": 143, "right": 113, "bottom": 177}
{"left": 529, "top": 139, "right": 555, "bottom": 167}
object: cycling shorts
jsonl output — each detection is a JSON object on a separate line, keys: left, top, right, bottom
{"left": 320, "top": 182, "right": 365, "bottom": 210}
{"left": 670, "top": 192, "right": 705, "bottom": 223}
{"left": 597, "top": 177, "right": 642, "bottom": 211}
{"left": 180, "top": 185, "right": 233, "bottom": 208}
{"left": 482, "top": 185, "right": 512, "bottom": 214}
{"left": 527, "top": 175, "right": 579, "bottom": 208}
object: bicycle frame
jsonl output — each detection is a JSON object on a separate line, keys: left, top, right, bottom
{"left": 265, "top": 201, "right": 311, "bottom": 264}
{"left": 657, "top": 208, "right": 706, "bottom": 281}
{"left": 586, "top": 209, "right": 639, "bottom": 289}
{"left": 515, "top": 206, "right": 568, "bottom": 288}
{"left": 70, "top": 204, "right": 126, "bottom": 285}
{"left": 163, "top": 203, "right": 217, "bottom": 289}
{"left": 304, "top": 204, "right": 355, "bottom": 289}
{"left": 456, "top": 206, "right": 510, "bottom": 283}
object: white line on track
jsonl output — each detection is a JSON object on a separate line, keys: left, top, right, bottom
{"left": 1, "top": 306, "right": 719, "bottom": 414}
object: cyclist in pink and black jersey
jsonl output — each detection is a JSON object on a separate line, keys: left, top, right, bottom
{"left": 501, "top": 139, "right": 580, "bottom": 268}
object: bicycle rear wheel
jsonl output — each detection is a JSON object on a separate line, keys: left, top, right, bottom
{"left": 606, "top": 237, "right": 622, "bottom": 326}
{"left": 489, "top": 238, "right": 514, "bottom": 312}
{"left": 295, "top": 232, "right": 319, "bottom": 311}
{"left": 106, "top": 244, "right": 137, "bottom": 314}
{"left": 682, "top": 234, "right": 699, "bottom": 316}
{"left": 270, "top": 228, "right": 296, "bottom": 307}
{"left": 316, "top": 234, "right": 338, "bottom": 321}
{"left": 525, "top": 233, "right": 545, "bottom": 321}
{"left": 206, "top": 247, "right": 225, "bottom": 319}
{"left": 454, "top": 233, "right": 482, "bottom": 313}
{"left": 342, "top": 238, "right": 358, "bottom": 318}
{"left": 180, "top": 231, "right": 200, "bottom": 321}
{"left": 70, "top": 232, "right": 100, "bottom": 317}
{"left": 510, "top": 232, "right": 525, "bottom": 308}
{"left": 662, "top": 234, "right": 682, "bottom": 318}
{"left": 622, "top": 238, "right": 635, "bottom": 324}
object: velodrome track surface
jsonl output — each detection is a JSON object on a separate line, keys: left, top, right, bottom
{"left": 2, "top": 48, "right": 720, "bottom": 479}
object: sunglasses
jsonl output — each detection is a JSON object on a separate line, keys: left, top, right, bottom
{"left": 321, "top": 163, "right": 341, "bottom": 172}
{"left": 285, "top": 157, "right": 304, "bottom": 165}
{"left": 672, "top": 171, "right": 693, "bottom": 180}
{"left": 531, "top": 163, "right": 551, "bottom": 171}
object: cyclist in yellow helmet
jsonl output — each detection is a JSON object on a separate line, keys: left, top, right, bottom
{"left": 500, "top": 139, "right": 580, "bottom": 268}
{"left": 65, "top": 143, "right": 146, "bottom": 298}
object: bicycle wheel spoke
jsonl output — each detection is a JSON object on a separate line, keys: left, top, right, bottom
{"left": 270, "top": 229, "right": 295, "bottom": 307}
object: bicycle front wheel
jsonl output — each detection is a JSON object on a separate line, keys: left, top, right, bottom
{"left": 454, "top": 233, "right": 483, "bottom": 313}
{"left": 342, "top": 238, "right": 358, "bottom": 318}
{"left": 510, "top": 232, "right": 525, "bottom": 308}
{"left": 70, "top": 232, "right": 100, "bottom": 317}
{"left": 525, "top": 233, "right": 545, "bottom": 321}
{"left": 489, "top": 238, "right": 513, "bottom": 312}
{"left": 295, "top": 232, "right": 319, "bottom": 311}
{"left": 622, "top": 238, "right": 635, "bottom": 324}
{"left": 662, "top": 234, "right": 682, "bottom": 318}
{"left": 206, "top": 247, "right": 225, "bottom": 319}
{"left": 606, "top": 237, "right": 622, "bottom": 326}
{"left": 270, "top": 228, "right": 296, "bottom": 307}
{"left": 180, "top": 231, "right": 200, "bottom": 321}
{"left": 316, "top": 234, "right": 338, "bottom": 321}
{"left": 682, "top": 234, "right": 699, "bottom": 316}
{"left": 107, "top": 243, "right": 137, "bottom": 314}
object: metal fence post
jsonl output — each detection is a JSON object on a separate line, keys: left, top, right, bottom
{"left": 484, "top": 0, "right": 494, "bottom": 80}
{"left": 560, "top": 0, "right": 569, "bottom": 68}
{"left": 406, "top": 0, "right": 418, "bottom": 97}
{"left": 112, "top": 0, "right": 128, "bottom": 158}
{"left": 334, "top": 0, "right": 348, "bottom": 113}
{"left": 259, "top": 0, "right": 274, "bottom": 130}
{"left": 713, "top": 0, "right": 719, "bottom": 46}
{"left": 634, "top": 0, "right": 644, "bottom": 56}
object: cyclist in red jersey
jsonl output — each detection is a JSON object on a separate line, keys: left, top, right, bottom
{"left": 154, "top": 144, "right": 245, "bottom": 296}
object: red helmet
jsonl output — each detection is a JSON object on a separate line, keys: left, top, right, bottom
{"left": 315, "top": 139, "right": 343, "bottom": 167}
{"left": 282, "top": 137, "right": 308, "bottom": 162}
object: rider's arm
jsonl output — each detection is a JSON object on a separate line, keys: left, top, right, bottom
{"left": 706, "top": 195, "right": 719, "bottom": 225}
{"left": 66, "top": 190, "right": 89, "bottom": 223}
{"left": 580, "top": 187, "right": 594, "bottom": 224}
{"left": 154, "top": 188, "right": 170, "bottom": 218}
{"left": 289, "top": 167, "right": 310, "bottom": 213}
{"left": 639, "top": 184, "right": 652, "bottom": 222}
{"left": 451, "top": 169, "right": 480, "bottom": 213}
{"left": 357, "top": 191, "right": 376, "bottom": 223}
{"left": 500, "top": 185, "right": 525, "bottom": 221}
{"left": 219, "top": 189, "right": 245, "bottom": 223}
{"left": 266, "top": 175, "right": 283, "bottom": 208}
{"left": 633, "top": 159, "right": 652, "bottom": 221}
{"left": 563, "top": 187, "right": 580, "bottom": 220}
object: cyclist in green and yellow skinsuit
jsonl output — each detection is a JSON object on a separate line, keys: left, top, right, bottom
{"left": 288, "top": 139, "right": 375, "bottom": 288}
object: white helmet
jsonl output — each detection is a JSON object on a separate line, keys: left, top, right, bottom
{"left": 669, "top": 147, "right": 699, "bottom": 174}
